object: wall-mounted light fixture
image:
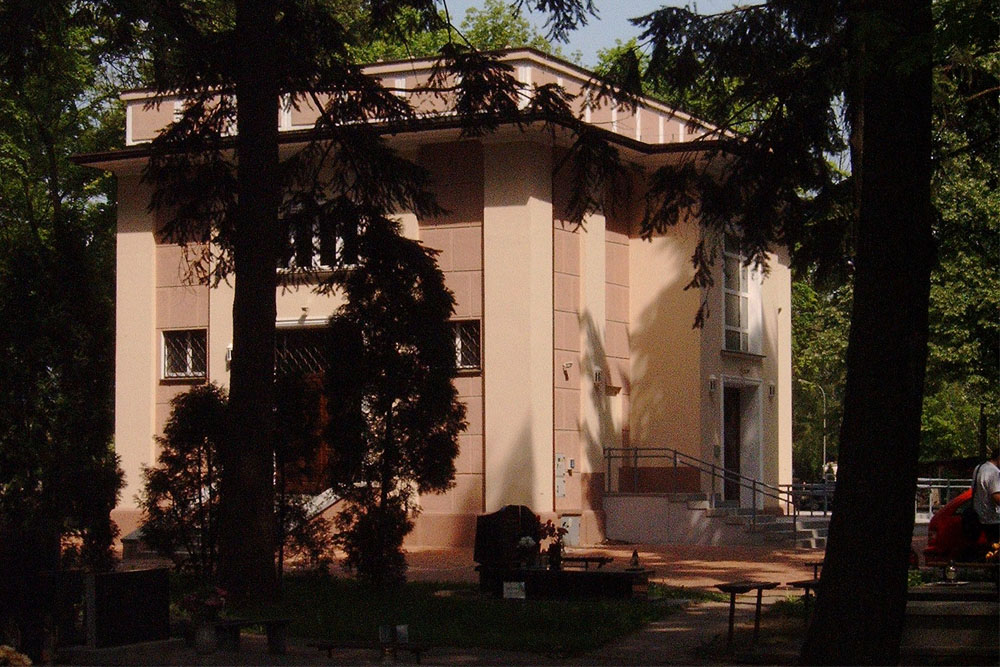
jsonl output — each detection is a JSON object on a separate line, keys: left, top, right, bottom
{"left": 708, "top": 375, "right": 717, "bottom": 394}
{"left": 768, "top": 383, "right": 776, "bottom": 399}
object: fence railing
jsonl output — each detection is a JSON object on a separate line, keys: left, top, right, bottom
{"left": 914, "top": 477, "right": 971, "bottom": 517}
{"left": 604, "top": 446, "right": 799, "bottom": 536}
{"left": 604, "top": 446, "right": 972, "bottom": 523}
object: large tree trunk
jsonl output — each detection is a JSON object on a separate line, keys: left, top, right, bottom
{"left": 217, "top": 0, "right": 279, "bottom": 604}
{"left": 800, "top": 1, "right": 933, "bottom": 664}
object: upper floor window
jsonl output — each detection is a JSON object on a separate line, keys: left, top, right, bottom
{"left": 163, "top": 329, "right": 207, "bottom": 379}
{"left": 452, "top": 320, "right": 481, "bottom": 371}
{"left": 281, "top": 209, "right": 356, "bottom": 271}
{"left": 723, "top": 235, "right": 761, "bottom": 354}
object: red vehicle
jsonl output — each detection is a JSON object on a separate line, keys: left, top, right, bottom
{"left": 924, "top": 488, "right": 989, "bottom": 564}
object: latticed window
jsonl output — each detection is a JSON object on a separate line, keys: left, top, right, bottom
{"left": 722, "top": 233, "right": 761, "bottom": 354}
{"left": 163, "top": 329, "right": 207, "bottom": 379}
{"left": 453, "top": 320, "right": 481, "bottom": 371}
{"left": 275, "top": 327, "right": 328, "bottom": 376}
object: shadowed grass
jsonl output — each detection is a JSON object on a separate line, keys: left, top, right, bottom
{"left": 221, "top": 573, "right": 691, "bottom": 655}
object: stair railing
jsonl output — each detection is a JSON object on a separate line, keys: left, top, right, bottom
{"left": 604, "top": 446, "right": 799, "bottom": 543}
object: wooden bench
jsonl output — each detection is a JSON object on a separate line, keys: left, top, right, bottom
{"left": 307, "top": 639, "right": 427, "bottom": 663}
{"left": 213, "top": 617, "right": 289, "bottom": 654}
{"left": 786, "top": 578, "right": 821, "bottom": 622}
{"left": 715, "top": 580, "right": 779, "bottom": 651}
{"left": 560, "top": 555, "right": 614, "bottom": 570}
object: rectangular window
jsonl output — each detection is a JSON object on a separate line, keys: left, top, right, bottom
{"left": 452, "top": 320, "right": 481, "bottom": 371}
{"left": 723, "top": 235, "right": 751, "bottom": 353}
{"left": 281, "top": 212, "right": 356, "bottom": 271}
{"left": 163, "top": 329, "right": 207, "bottom": 379}
{"left": 275, "top": 327, "right": 328, "bottom": 376}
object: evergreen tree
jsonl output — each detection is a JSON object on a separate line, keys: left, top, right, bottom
{"left": 323, "top": 220, "right": 465, "bottom": 587}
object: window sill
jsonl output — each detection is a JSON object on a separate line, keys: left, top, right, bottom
{"left": 720, "top": 349, "right": 766, "bottom": 362}
{"left": 455, "top": 368, "right": 482, "bottom": 377}
{"left": 160, "top": 376, "right": 207, "bottom": 385}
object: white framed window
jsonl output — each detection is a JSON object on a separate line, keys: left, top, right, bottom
{"left": 163, "top": 329, "right": 207, "bottom": 379}
{"left": 722, "top": 235, "right": 761, "bottom": 354}
{"left": 452, "top": 320, "right": 481, "bottom": 371}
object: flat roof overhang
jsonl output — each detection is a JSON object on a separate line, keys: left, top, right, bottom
{"left": 73, "top": 112, "right": 729, "bottom": 174}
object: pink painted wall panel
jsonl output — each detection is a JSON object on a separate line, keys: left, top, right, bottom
{"left": 463, "top": 396, "right": 484, "bottom": 435}
{"left": 605, "top": 243, "right": 629, "bottom": 286}
{"left": 156, "top": 286, "right": 209, "bottom": 329}
{"left": 554, "top": 387, "right": 581, "bottom": 431}
{"left": 554, "top": 273, "right": 580, "bottom": 312}
{"left": 606, "top": 283, "right": 629, "bottom": 323}
{"left": 554, "top": 310, "right": 580, "bottom": 351}
{"left": 453, "top": 374, "right": 483, "bottom": 398}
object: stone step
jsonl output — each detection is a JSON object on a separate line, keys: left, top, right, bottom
{"left": 903, "top": 600, "right": 999, "bottom": 651}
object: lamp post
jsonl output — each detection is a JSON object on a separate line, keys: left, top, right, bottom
{"left": 797, "top": 379, "right": 828, "bottom": 474}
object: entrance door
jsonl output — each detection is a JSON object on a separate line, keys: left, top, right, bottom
{"left": 723, "top": 387, "right": 741, "bottom": 502}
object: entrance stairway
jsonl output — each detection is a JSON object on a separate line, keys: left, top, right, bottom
{"left": 603, "top": 447, "right": 829, "bottom": 548}
{"left": 604, "top": 492, "right": 829, "bottom": 548}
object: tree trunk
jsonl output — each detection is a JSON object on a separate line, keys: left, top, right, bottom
{"left": 217, "top": 0, "right": 279, "bottom": 604}
{"left": 800, "top": 1, "right": 933, "bottom": 664}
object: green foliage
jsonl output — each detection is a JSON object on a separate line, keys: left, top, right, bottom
{"left": 324, "top": 220, "right": 465, "bottom": 587}
{"left": 791, "top": 0, "right": 999, "bottom": 471}
{"left": 0, "top": 0, "right": 123, "bottom": 573}
{"left": 791, "top": 280, "right": 850, "bottom": 480}
{"left": 141, "top": 383, "right": 334, "bottom": 575}
{"left": 140, "top": 384, "right": 228, "bottom": 575}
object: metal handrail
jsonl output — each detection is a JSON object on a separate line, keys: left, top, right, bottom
{"left": 604, "top": 446, "right": 800, "bottom": 539}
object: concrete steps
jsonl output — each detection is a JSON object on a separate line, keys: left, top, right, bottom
{"left": 604, "top": 491, "right": 831, "bottom": 547}
{"left": 902, "top": 585, "right": 999, "bottom": 665}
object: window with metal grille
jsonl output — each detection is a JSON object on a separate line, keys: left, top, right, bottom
{"left": 275, "top": 327, "right": 328, "bottom": 376}
{"left": 163, "top": 329, "right": 207, "bottom": 379}
{"left": 453, "top": 320, "right": 481, "bottom": 371}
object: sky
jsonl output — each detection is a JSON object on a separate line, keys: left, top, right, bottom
{"left": 445, "top": 0, "right": 739, "bottom": 67}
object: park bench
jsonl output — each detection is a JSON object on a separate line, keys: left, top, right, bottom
{"left": 308, "top": 638, "right": 427, "bottom": 663}
{"left": 213, "top": 617, "right": 289, "bottom": 654}
{"left": 309, "top": 624, "right": 427, "bottom": 664}
{"left": 715, "top": 580, "right": 779, "bottom": 651}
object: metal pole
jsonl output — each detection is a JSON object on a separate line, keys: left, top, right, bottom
{"left": 798, "top": 379, "right": 828, "bottom": 475}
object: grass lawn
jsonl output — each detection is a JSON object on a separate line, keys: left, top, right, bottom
{"left": 208, "top": 574, "right": 707, "bottom": 655}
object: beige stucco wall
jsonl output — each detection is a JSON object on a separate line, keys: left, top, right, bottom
{"left": 628, "top": 219, "right": 703, "bottom": 456}
{"left": 114, "top": 175, "right": 158, "bottom": 522}
{"left": 482, "top": 140, "right": 553, "bottom": 512}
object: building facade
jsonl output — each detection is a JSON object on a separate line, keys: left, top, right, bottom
{"left": 83, "top": 49, "right": 792, "bottom": 547}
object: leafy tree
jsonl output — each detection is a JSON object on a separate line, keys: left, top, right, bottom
{"left": 0, "top": 0, "right": 123, "bottom": 657}
{"left": 598, "top": 1, "right": 935, "bottom": 661}
{"left": 791, "top": 280, "right": 849, "bottom": 480}
{"left": 116, "top": 0, "right": 594, "bottom": 603}
{"left": 323, "top": 220, "right": 465, "bottom": 587}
